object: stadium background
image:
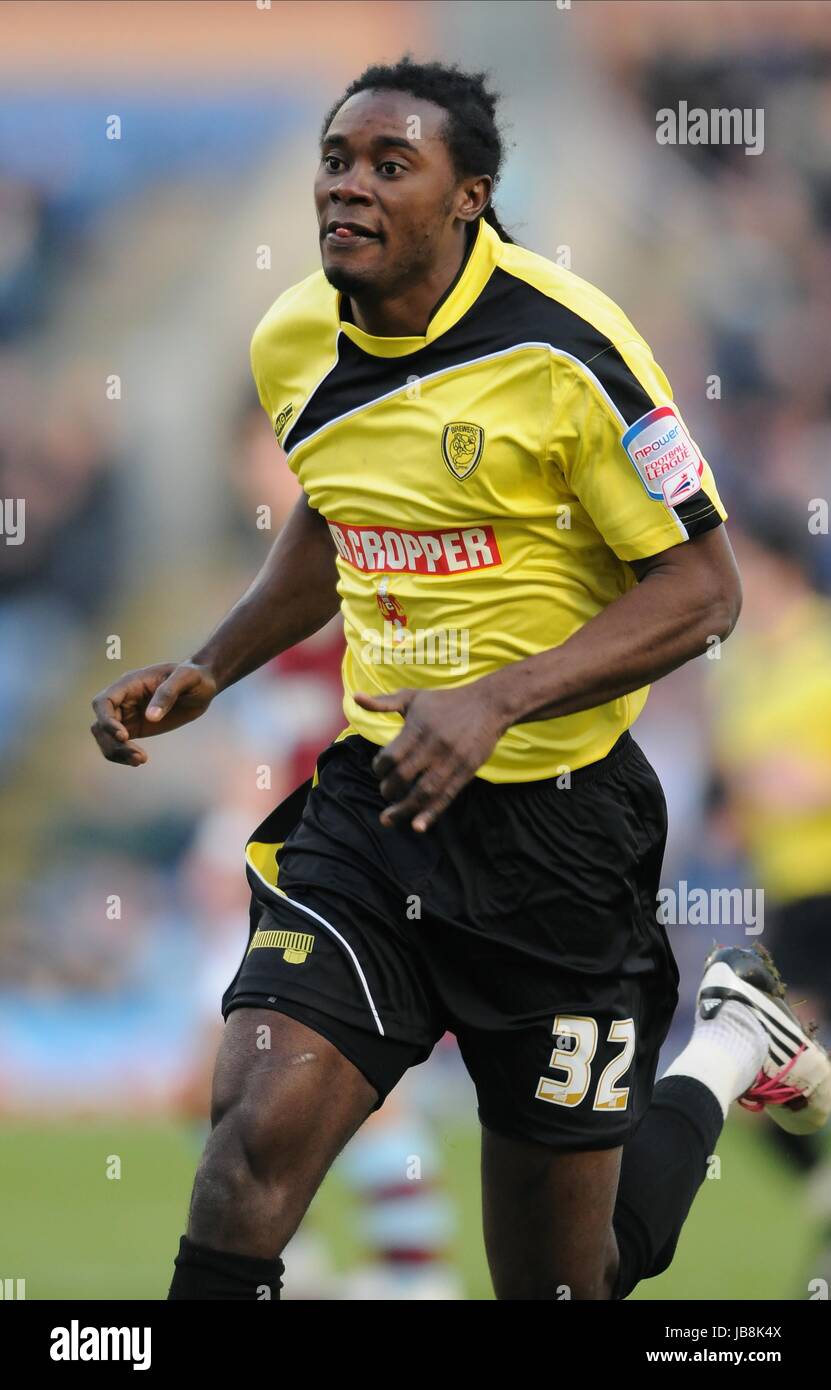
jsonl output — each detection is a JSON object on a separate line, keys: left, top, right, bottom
{"left": 1, "top": 0, "right": 830, "bottom": 1299}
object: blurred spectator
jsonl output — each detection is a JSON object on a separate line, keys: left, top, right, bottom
{"left": 710, "top": 501, "right": 831, "bottom": 1021}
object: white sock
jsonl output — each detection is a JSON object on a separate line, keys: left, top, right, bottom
{"left": 661, "top": 1000, "right": 769, "bottom": 1120}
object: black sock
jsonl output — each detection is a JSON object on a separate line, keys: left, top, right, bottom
{"left": 612, "top": 1075, "right": 724, "bottom": 1299}
{"left": 167, "top": 1234, "right": 285, "bottom": 1300}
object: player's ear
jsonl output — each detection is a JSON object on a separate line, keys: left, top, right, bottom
{"left": 457, "top": 175, "right": 491, "bottom": 223}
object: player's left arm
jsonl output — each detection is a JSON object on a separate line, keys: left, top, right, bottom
{"left": 354, "top": 525, "right": 740, "bottom": 831}
{"left": 485, "top": 522, "right": 741, "bottom": 721}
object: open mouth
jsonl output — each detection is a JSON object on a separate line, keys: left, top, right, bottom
{"left": 325, "top": 221, "right": 380, "bottom": 244}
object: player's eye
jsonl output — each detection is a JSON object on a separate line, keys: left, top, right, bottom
{"left": 379, "top": 161, "right": 404, "bottom": 177}
{"left": 322, "top": 154, "right": 344, "bottom": 173}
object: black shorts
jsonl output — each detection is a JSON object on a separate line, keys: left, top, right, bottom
{"left": 222, "top": 730, "right": 679, "bottom": 1151}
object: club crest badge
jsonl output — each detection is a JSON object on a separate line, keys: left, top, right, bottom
{"left": 441, "top": 422, "right": 484, "bottom": 481}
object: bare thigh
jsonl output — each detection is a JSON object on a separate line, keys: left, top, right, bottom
{"left": 187, "top": 1007, "right": 379, "bottom": 1257}
{"left": 481, "top": 1125, "right": 622, "bottom": 1300}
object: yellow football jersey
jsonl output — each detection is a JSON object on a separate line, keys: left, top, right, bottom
{"left": 250, "top": 219, "right": 726, "bottom": 781}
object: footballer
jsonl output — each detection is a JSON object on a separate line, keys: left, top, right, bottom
{"left": 91, "top": 58, "right": 831, "bottom": 1300}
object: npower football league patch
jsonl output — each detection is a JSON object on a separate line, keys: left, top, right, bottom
{"left": 621, "top": 405, "right": 704, "bottom": 507}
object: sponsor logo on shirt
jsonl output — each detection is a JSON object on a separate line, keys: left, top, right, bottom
{"left": 621, "top": 405, "right": 703, "bottom": 505}
{"left": 326, "top": 519, "right": 502, "bottom": 574}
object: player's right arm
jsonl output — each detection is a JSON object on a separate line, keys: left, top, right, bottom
{"left": 90, "top": 492, "right": 340, "bottom": 766}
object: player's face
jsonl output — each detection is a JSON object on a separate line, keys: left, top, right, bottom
{"left": 315, "top": 89, "right": 463, "bottom": 298}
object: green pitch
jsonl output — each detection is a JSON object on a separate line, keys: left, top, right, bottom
{"left": 0, "top": 1116, "right": 822, "bottom": 1300}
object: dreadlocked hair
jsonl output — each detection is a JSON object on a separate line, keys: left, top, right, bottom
{"left": 321, "top": 56, "right": 515, "bottom": 243}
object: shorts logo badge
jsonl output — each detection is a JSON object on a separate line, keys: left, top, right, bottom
{"left": 248, "top": 927, "right": 314, "bottom": 964}
{"left": 441, "top": 422, "right": 484, "bottom": 481}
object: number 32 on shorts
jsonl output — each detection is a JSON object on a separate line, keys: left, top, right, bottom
{"left": 535, "top": 1016, "right": 635, "bottom": 1111}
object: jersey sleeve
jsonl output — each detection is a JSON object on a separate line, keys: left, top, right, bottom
{"left": 250, "top": 322, "right": 275, "bottom": 423}
{"left": 249, "top": 290, "right": 299, "bottom": 445}
{"left": 548, "top": 337, "right": 727, "bottom": 563}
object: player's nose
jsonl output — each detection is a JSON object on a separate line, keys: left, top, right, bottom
{"left": 328, "top": 170, "right": 374, "bottom": 205}
{"left": 329, "top": 189, "right": 374, "bottom": 212}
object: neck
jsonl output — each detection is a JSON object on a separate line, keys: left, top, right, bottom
{"left": 347, "top": 224, "right": 475, "bottom": 337}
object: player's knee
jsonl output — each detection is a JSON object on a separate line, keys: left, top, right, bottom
{"left": 213, "top": 1093, "right": 300, "bottom": 1194}
{"left": 209, "top": 1076, "right": 238, "bottom": 1132}
{"left": 189, "top": 1101, "right": 299, "bottom": 1251}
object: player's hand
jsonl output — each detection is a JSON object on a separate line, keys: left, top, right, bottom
{"left": 90, "top": 661, "right": 218, "bottom": 766}
{"left": 352, "top": 684, "right": 510, "bottom": 832}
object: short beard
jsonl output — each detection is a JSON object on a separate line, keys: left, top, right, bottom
{"left": 321, "top": 262, "right": 379, "bottom": 299}
{"left": 322, "top": 225, "right": 441, "bottom": 306}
